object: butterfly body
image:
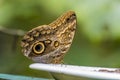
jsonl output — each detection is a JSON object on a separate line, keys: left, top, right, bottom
{"left": 21, "top": 11, "right": 76, "bottom": 64}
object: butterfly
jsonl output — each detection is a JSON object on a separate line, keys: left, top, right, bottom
{"left": 21, "top": 11, "right": 76, "bottom": 64}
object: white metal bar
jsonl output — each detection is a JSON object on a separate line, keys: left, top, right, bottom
{"left": 29, "top": 63, "right": 120, "bottom": 79}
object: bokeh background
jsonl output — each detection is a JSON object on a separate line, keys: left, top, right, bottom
{"left": 0, "top": 0, "right": 120, "bottom": 80}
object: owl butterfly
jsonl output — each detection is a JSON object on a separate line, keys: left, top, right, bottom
{"left": 21, "top": 11, "right": 76, "bottom": 64}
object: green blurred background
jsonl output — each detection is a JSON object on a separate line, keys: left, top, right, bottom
{"left": 0, "top": 0, "right": 120, "bottom": 80}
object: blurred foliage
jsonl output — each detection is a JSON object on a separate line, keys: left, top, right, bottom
{"left": 0, "top": 0, "right": 120, "bottom": 80}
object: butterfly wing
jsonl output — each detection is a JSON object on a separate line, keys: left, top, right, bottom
{"left": 21, "top": 11, "right": 76, "bottom": 64}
